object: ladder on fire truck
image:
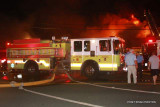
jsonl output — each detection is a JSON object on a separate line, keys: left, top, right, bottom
{"left": 143, "top": 10, "right": 160, "bottom": 63}
{"left": 144, "top": 9, "right": 160, "bottom": 38}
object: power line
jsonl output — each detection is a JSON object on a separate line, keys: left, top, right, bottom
{"left": 32, "top": 27, "right": 57, "bottom": 29}
{"left": 32, "top": 27, "right": 150, "bottom": 30}
{"left": 36, "top": 23, "right": 138, "bottom": 26}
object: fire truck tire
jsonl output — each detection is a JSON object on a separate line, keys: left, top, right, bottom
{"left": 24, "top": 61, "right": 40, "bottom": 81}
{"left": 82, "top": 62, "right": 99, "bottom": 79}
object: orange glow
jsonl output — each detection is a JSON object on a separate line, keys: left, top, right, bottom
{"left": 24, "top": 32, "right": 31, "bottom": 39}
{"left": 133, "top": 20, "right": 140, "bottom": 25}
{"left": 81, "top": 13, "right": 150, "bottom": 39}
{"left": 137, "top": 25, "right": 151, "bottom": 38}
{"left": 131, "top": 14, "right": 140, "bottom": 25}
{"left": 131, "top": 14, "right": 135, "bottom": 19}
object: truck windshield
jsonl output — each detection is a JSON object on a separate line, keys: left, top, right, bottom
{"left": 113, "top": 40, "right": 125, "bottom": 54}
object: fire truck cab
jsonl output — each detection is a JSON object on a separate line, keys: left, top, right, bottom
{"left": 71, "top": 36, "right": 125, "bottom": 78}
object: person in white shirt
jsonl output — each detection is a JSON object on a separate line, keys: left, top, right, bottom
{"left": 148, "top": 51, "right": 160, "bottom": 85}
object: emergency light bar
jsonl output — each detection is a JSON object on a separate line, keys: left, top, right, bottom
{"left": 61, "top": 37, "right": 68, "bottom": 40}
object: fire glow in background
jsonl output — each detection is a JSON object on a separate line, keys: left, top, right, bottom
{"left": 0, "top": 0, "right": 157, "bottom": 47}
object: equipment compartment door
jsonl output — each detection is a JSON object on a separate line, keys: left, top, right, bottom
{"left": 71, "top": 40, "right": 83, "bottom": 70}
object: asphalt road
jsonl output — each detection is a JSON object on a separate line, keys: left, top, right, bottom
{"left": 0, "top": 83, "right": 160, "bottom": 107}
{"left": 0, "top": 72, "right": 160, "bottom": 107}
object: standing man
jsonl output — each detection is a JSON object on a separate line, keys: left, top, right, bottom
{"left": 137, "top": 52, "right": 144, "bottom": 81}
{"left": 124, "top": 48, "right": 130, "bottom": 61}
{"left": 148, "top": 51, "right": 159, "bottom": 85}
{"left": 125, "top": 49, "right": 138, "bottom": 84}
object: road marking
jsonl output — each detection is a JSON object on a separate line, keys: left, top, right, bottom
{"left": 75, "top": 81, "right": 160, "bottom": 95}
{"left": 61, "top": 82, "right": 160, "bottom": 85}
{"left": 64, "top": 71, "right": 160, "bottom": 95}
{"left": 23, "top": 88, "right": 103, "bottom": 107}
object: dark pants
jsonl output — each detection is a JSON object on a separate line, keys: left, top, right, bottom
{"left": 151, "top": 69, "right": 159, "bottom": 76}
{"left": 137, "top": 63, "right": 143, "bottom": 80}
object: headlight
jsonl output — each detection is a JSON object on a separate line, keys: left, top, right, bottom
{"left": 17, "top": 74, "right": 22, "bottom": 79}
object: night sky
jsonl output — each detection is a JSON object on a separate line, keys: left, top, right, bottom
{"left": 0, "top": 0, "right": 160, "bottom": 47}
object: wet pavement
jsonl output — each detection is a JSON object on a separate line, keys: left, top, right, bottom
{"left": 0, "top": 70, "right": 159, "bottom": 85}
{"left": 1, "top": 70, "right": 160, "bottom": 107}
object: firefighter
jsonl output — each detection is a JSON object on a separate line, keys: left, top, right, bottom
{"left": 136, "top": 52, "right": 144, "bottom": 81}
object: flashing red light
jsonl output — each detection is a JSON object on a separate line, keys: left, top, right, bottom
{"left": 2, "top": 76, "right": 8, "bottom": 80}
{"left": 65, "top": 80, "right": 71, "bottom": 83}
{"left": 6, "top": 42, "right": 10, "bottom": 46}
{"left": 146, "top": 36, "right": 156, "bottom": 43}
{"left": 148, "top": 39, "right": 153, "bottom": 43}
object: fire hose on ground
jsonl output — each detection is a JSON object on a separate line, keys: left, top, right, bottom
{"left": 0, "top": 66, "right": 57, "bottom": 88}
{"left": 0, "top": 60, "right": 83, "bottom": 88}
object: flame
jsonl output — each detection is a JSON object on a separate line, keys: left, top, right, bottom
{"left": 137, "top": 23, "right": 151, "bottom": 38}
{"left": 131, "top": 14, "right": 140, "bottom": 25}
{"left": 133, "top": 20, "right": 140, "bottom": 25}
{"left": 80, "top": 13, "right": 151, "bottom": 39}
{"left": 24, "top": 32, "right": 31, "bottom": 39}
{"left": 131, "top": 14, "right": 134, "bottom": 19}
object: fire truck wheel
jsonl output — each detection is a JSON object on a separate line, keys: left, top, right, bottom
{"left": 24, "top": 61, "right": 40, "bottom": 81}
{"left": 82, "top": 62, "right": 99, "bottom": 79}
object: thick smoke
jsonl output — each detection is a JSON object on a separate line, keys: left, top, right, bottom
{"left": 30, "top": 0, "right": 152, "bottom": 47}
{"left": 80, "top": 13, "right": 151, "bottom": 47}
{"left": 0, "top": 0, "right": 154, "bottom": 47}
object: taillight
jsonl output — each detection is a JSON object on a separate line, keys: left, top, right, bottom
{"left": 2, "top": 76, "right": 8, "bottom": 80}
